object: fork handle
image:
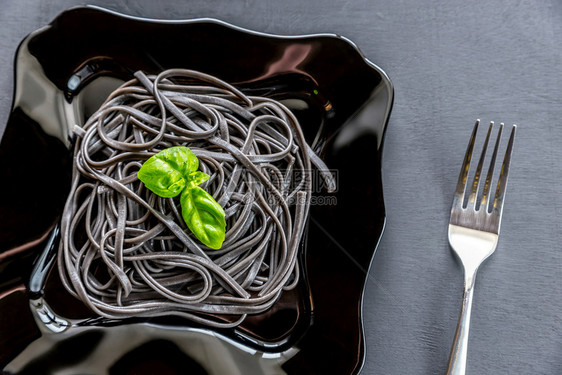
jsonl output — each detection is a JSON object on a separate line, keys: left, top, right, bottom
{"left": 445, "top": 276, "right": 476, "bottom": 375}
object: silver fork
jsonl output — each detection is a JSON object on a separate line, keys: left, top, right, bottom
{"left": 445, "top": 120, "right": 516, "bottom": 375}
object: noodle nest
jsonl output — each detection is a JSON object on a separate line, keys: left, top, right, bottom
{"left": 58, "top": 69, "right": 333, "bottom": 327}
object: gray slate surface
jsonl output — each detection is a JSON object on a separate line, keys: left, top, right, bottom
{"left": 1, "top": 1, "right": 561, "bottom": 374}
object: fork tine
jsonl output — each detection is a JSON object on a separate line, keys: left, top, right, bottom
{"left": 480, "top": 123, "right": 503, "bottom": 211}
{"left": 468, "top": 122, "right": 493, "bottom": 208}
{"left": 492, "top": 124, "right": 517, "bottom": 217}
{"left": 452, "top": 120, "right": 479, "bottom": 209}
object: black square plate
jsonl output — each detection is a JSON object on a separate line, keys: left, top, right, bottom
{"left": 0, "top": 6, "right": 393, "bottom": 375}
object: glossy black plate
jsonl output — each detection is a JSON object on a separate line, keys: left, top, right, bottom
{"left": 0, "top": 6, "right": 393, "bottom": 375}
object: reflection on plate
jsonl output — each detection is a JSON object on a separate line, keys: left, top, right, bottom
{"left": 0, "top": 6, "right": 393, "bottom": 375}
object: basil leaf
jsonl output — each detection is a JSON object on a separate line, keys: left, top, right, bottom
{"left": 137, "top": 146, "right": 199, "bottom": 198}
{"left": 186, "top": 171, "right": 210, "bottom": 188}
{"left": 181, "top": 186, "right": 226, "bottom": 250}
{"left": 138, "top": 146, "right": 226, "bottom": 249}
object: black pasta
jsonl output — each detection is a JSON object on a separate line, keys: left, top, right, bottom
{"left": 58, "top": 69, "right": 334, "bottom": 327}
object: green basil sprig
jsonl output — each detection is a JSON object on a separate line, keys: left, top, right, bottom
{"left": 137, "top": 146, "right": 226, "bottom": 249}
